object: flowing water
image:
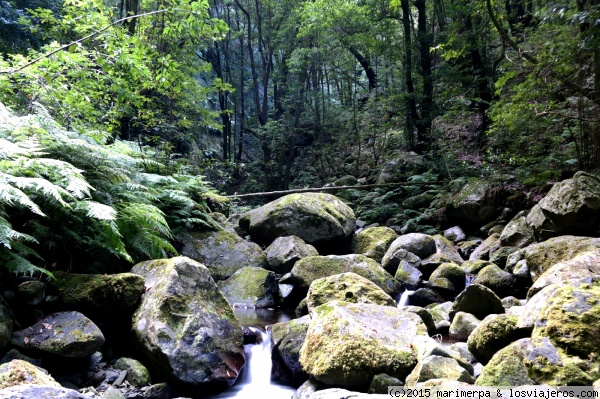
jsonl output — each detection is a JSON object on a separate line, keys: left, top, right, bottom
{"left": 465, "top": 274, "right": 476, "bottom": 287}
{"left": 396, "top": 289, "right": 415, "bottom": 307}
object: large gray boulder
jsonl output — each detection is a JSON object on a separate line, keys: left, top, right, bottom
{"left": 472, "top": 264, "right": 520, "bottom": 298}
{"left": 500, "top": 211, "right": 535, "bottom": 248}
{"left": 179, "top": 230, "right": 266, "bottom": 281}
{"left": 467, "top": 314, "right": 532, "bottom": 364}
{"left": 446, "top": 180, "right": 508, "bottom": 226}
{"left": 449, "top": 312, "right": 480, "bottom": 341}
{"left": 239, "top": 193, "right": 356, "bottom": 248}
{"left": 538, "top": 171, "right": 600, "bottom": 236}
{"left": 0, "top": 385, "right": 90, "bottom": 399}
{"left": 271, "top": 315, "right": 311, "bottom": 385}
{"left": 11, "top": 311, "right": 104, "bottom": 358}
{"left": 351, "top": 227, "right": 397, "bottom": 263}
{"left": 449, "top": 284, "right": 504, "bottom": 320}
{"left": 433, "top": 235, "right": 464, "bottom": 265}
{"left": 405, "top": 355, "right": 474, "bottom": 385}
{"left": 266, "top": 236, "right": 318, "bottom": 275}
{"left": 217, "top": 267, "right": 278, "bottom": 308}
{"left": 131, "top": 257, "right": 245, "bottom": 391}
{"left": 383, "top": 233, "right": 436, "bottom": 261}
{"left": 299, "top": 301, "right": 428, "bottom": 385}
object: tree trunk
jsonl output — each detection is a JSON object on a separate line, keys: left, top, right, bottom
{"left": 401, "top": 0, "right": 418, "bottom": 150}
{"left": 415, "top": 0, "right": 433, "bottom": 151}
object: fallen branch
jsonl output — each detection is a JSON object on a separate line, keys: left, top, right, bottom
{"left": 228, "top": 181, "right": 449, "bottom": 199}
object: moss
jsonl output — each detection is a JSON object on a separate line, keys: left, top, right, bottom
{"left": 351, "top": 227, "right": 398, "bottom": 263}
{"left": 467, "top": 314, "right": 532, "bottom": 364}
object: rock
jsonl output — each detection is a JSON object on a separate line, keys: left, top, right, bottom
{"left": 526, "top": 204, "right": 560, "bottom": 241}
{"left": 292, "top": 379, "right": 326, "bottom": 399}
{"left": 383, "top": 249, "right": 421, "bottom": 277}
{"left": 0, "top": 297, "right": 12, "bottom": 351}
{"left": 179, "top": 230, "right": 266, "bottom": 281}
{"left": 403, "top": 306, "right": 436, "bottom": 336}
{"left": 17, "top": 281, "right": 45, "bottom": 307}
{"left": 472, "top": 264, "right": 520, "bottom": 298}
{"left": 217, "top": 267, "right": 278, "bottom": 308}
{"left": 538, "top": 171, "right": 600, "bottom": 236}
{"left": 239, "top": 193, "right": 356, "bottom": 249}
{"left": 429, "top": 263, "right": 466, "bottom": 295}
{"left": 266, "top": 236, "right": 319, "bottom": 275}
{"left": 443, "top": 226, "right": 466, "bottom": 243}
{"left": 382, "top": 233, "right": 436, "bottom": 262}
{"left": 527, "top": 251, "right": 600, "bottom": 299}
{"left": 376, "top": 152, "right": 427, "bottom": 184}
{"left": 449, "top": 312, "right": 480, "bottom": 341}
{"left": 299, "top": 301, "right": 428, "bottom": 385}
{"left": 420, "top": 253, "right": 453, "bottom": 279}
{"left": 488, "top": 246, "right": 518, "bottom": 269}
{"left": 0, "top": 350, "right": 40, "bottom": 367}
{"left": 131, "top": 257, "right": 245, "bottom": 392}
{"left": 449, "top": 284, "right": 504, "bottom": 320}
{"left": 467, "top": 314, "right": 533, "bottom": 365}
{"left": 429, "top": 277, "right": 456, "bottom": 300}
{"left": 405, "top": 355, "right": 474, "bottom": 386}
{"left": 502, "top": 297, "right": 523, "bottom": 309}
{"left": 505, "top": 235, "right": 600, "bottom": 282}
{"left": 202, "top": 192, "right": 231, "bottom": 216}
{"left": 271, "top": 316, "right": 311, "bottom": 385}
{"left": 351, "top": 227, "right": 398, "bottom": 263}
{"left": 412, "top": 336, "right": 474, "bottom": 375}
{"left": 448, "top": 342, "right": 478, "bottom": 365}
{"left": 469, "top": 234, "right": 501, "bottom": 261}
{"left": 487, "top": 224, "right": 505, "bottom": 236}
{"left": 103, "top": 386, "right": 125, "bottom": 399}
{"left": 0, "top": 360, "right": 61, "bottom": 389}
{"left": 0, "top": 385, "right": 90, "bottom": 399}
{"left": 457, "top": 240, "right": 480, "bottom": 259}
{"left": 48, "top": 271, "right": 145, "bottom": 318}
{"left": 475, "top": 337, "right": 599, "bottom": 386}
{"left": 306, "top": 272, "right": 395, "bottom": 313}
{"left": 369, "top": 373, "right": 403, "bottom": 393}
{"left": 428, "top": 302, "right": 453, "bottom": 333}
{"left": 394, "top": 262, "right": 423, "bottom": 289}
{"left": 500, "top": 211, "right": 535, "bottom": 248}
{"left": 114, "top": 357, "right": 152, "bottom": 387}
{"left": 288, "top": 254, "right": 401, "bottom": 299}
{"left": 11, "top": 311, "right": 104, "bottom": 358}
{"left": 409, "top": 288, "right": 443, "bottom": 307}
{"left": 446, "top": 180, "right": 508, "bottom": 226}
{"left": 532, "top": 280, "right": 600, "bottom": 358}
{"left": 461, "top": 260, "right": 495, "bottom": 275}
{"left": 433, "top": 235, "right": 464, "bottom": 265}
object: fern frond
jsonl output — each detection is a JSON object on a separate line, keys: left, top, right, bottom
{"left": 0, "top": 175, "right": 46, "bottom": 216}
{"left": 76, "top": 201, "right": 117, "bottom": 221}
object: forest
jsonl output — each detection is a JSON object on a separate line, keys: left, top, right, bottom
{"left": 0, "top": 0, "right": 600, "bottom": 397}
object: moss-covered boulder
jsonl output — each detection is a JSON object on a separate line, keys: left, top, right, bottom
{"left": 271, "top": 315, "right": 311, "bottom": 385}
{"left": 48, "top": 272, "right": 144, "bottom": 318}
{"left": 410, "top": 288, "right": 443, "bottom": 307}
{"left": 0, "top": 360, "right": 61, "bottom": 389}
{"left": 382, "top": 233, "right": 436, "bottom": 262}
{"left": 394, "top": 262, "right": 423, "bottom": 289}
{"left": 446, "top": 180, "right": 508, "bottom": 226}
{"left": 433, "top": 235, "right": 464, "bottom": 265}
{"left": 475, "top": 337, "right": 599, "bottom": 386}
{"left": 429, "top": 263, "right": 466, "bottom": 294}
{"left": 469, "top": 233, "right": 501, "bottom": 261}
{"left": 131, "top": 257, "right": 245, "bottom": 392}
{"left": 384, "top": 249, "right": 421, "bottom": 277}
{"left": 114, "top": 357, "right": 152, "bottom": 387}
{"left": 0, "top": 297, "right": 12, "bottom": 352}
{"left": 538, "top": 171, "right": 600, "bottom": 236}
{"left": 428, "top": 301, "right": 453, "bottom": 333}
{"left": 489, "top": 246, "right": 518, "bottom": 269}
{"left": 472, "top": 264, "right": 520, "bottom": 298}
{"left": 0, "top": 385, "right": 90, "bottom": 399}
{"left": 532, "top": 280, "right": 600, "bottom": 358}
{"left": 17, "top": 281, "right": 45, "bottom": 307}
{"left": 506, "top": 235, "right": 600, "bottom": 282}
{"left": 369, "top": 373, "right": 403, "bottom": 393}
{"left": 11, "top": 311, "right": 104, "bottom": 358}
{"left": 405, "top": 355, "right": 474, "bottom": 386}
{"left": 467, "top": 314, "right": 533, "bottom": 365}
{"left": 299, "top": 301, "right": 428, "bottom": 385}
{"left": 403, "top": 306, "right": 436, "bottom": 336}
{"left": 266, "top": 236, "right": 318, "bottom": 275}
{"left": 500, "top": 211, "right": 535, "bottom": 248}
{"left": 527, "top": 251, "right": 600, "bottom": 299}
{"left": 179, "top": 230, "right": 267, "bottom": 281}
{"left": 411, "top": 335, "right": 474, "bottom": 375}
{"left": 288, "top": 254, "right": 401, "bottom": 298}
{"left": 306, "top": 272, "right": 395, "bottom": 313}
{"left": 202, "top": 192, "right": 231, "bottom": 216}
{"left": 351, "top": 227, "right": 397, "bottom": 263}
{"left": 449, "top": 312, "right": 480, "bottom": 341}
{"left": 376, "top": 152, "right": 427, "bottom": 184}
{"left": 449, "top": 284, "right": 504, "bottom": 320}
{"left": 239, "top": 193, "right": 356, "bottom": 249}
{"left": 461, "top": 260, "right": 495, "bottom": 275}
{"left": 217, "top": 267, "right": 278, "bottom": 308}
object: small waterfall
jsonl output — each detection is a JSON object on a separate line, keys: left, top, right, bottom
{"left": 397, "top": 289, "right": 414, "bottom": 307}
{"left": 465, "top": 274, "right": 476, "bottom": 287}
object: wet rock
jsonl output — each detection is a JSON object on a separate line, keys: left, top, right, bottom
{"left": 351, "top": 227, "right": 397, "bottom": 263}
{"left": 178, "top": 230, "right": 266, "bottom": 281}
{"left": 217, "top": 267, "right": 278, "bottom": 308}
{"left": 266, "top": 236, "right": 318, "bottom": 275}
{"left": 271, "top": 316, "right": 311, "bottom": 385}
{"left": 11, "top": 311, "right": 104, "bottom": 358}
{"left": 409, "top": 288, "right": 443, "bottom": 307}
{"left": 449, "top": 284, "right": 504, "bottom": 320}
{"left": 239, "top": 193, "right": 356, "bottom": 249}
{"left": 449, "top": 312, "right": 480, "bottom": 341}
{"left": 131, "top": 257, "right": 245, "bottom": 392}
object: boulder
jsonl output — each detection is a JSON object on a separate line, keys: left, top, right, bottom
{"left": 48, "top": 271, "right": 145, "bottom": 318}
{"left": 475, "top": 337, "right": 599, "bottom": 386}
{"left": 461, "top": 260, "right": 495, "bottom": 275}
{"left": 405, "top": 355, "right": 474, "bottom": 386}
{"left": 433, "top": 235, "right": 464, "bottom": 265}
{"left": 472, "top": 264, "right": 520, "bottom": 298}
{"left": 351, "top": 227, "right": 398, "bottom": 263}
{"left": 429, "top": 277, "right": 457, "bottom": 299}
{"left": 292, "top": 379, "right": 326, "bottom": 399}
{"left": 449, "top": 284, "right": 504, "bottom": 320}
{"left": 368, "top": 373, "right": 403, "bottom": 393}
{"left": 420, "top": 253, "right": 453, "bottom": 279}
{"left": 376, "top": 152, "right": 427, "bottom": 184}
{"left": 488, "top": 246, "right": 518, "bottom": 269}
{"left": 428, "top": 302, "right": 453, "bottom": 333}
{"left": 467, "top": 314, "right": 533, "bottom": 365}
{"left": 179, "top": 230, "right": 266, "bottom": 281}
{"left": 382, "top": 233, "right": 436, "bottom": 261}
{"left": 266, "top": 236, "right": 318, "bottom": 274}
{"left": 0, "top": 385, "right": 90, "bottom": 399}
{"left": 271, "top": 316, "right": 311, "bottom": 385}
{"left": 538, "top": 171, "right": 600, "bottom": 236}
{"left": 505, "top": 236, "right": 600, "bottom": 282}
{"left": 17, "top": 281, "right": 45, "bottom": 307}
{"left": 449, "top": 312, "right": 480, "bottom": 341}
{"left": 394, "top": 262, "right": 423, "bottom": 289}
{"left": 409, "top": 288, "right": 443, "bottom": 307}
{"left": 287, "top": 255, "right": 401, "bottom": 298}
{"left": 131, "top": 257, "right": 245, "bottom": 391}
{"left": 0, "top": 360, "right": 61, "bottom": 389}
{"left": 306, "top": 272, "right": 395, "bottom": 313}
{"left": 526, "top": 204, "right": 560, "bottom": 241}
{"left": 443, "top": 226, "right": 466, "bottom": 243}
{"left": 429, "top": 263, "right": 466, "bottom": 294}
{"left": 532, "top": 280, "right": 600, "bottom": 358}
{"left": 445, "top": 180, "right": 508, "bottom": 226}
{"left": 502, "top": 296, "right": 523, "bottom": 309}
{"left": 403, "top": 306, "right": 436, "bottom": 336}
{"left": 299, "top": 301, "right": 428, "bottom": 385}
{"left": 383, "top": 249, "right": 421, "bottom": 277}
{"left": 239, "top": 193, "right": 356, "bottom": 249}
{"left": 527, "top": 251, "right": 600, "bottom": 299}
{"left": 114, "top": 357, "right": 152, "bottom": 387}
{"left": 0, "top": 297, "right": 12, "bottom": 351}
{"left": 469, "top": 234, "right": 501, "bottom": 261}
{"left": 500, "top": 211, "right": 535, "bottom": 248}
{"left": 11, "top": 311, "right": 104, "bottom": 358}
{"left": 412, "top": 335, "right": 474, "bottom": 375}
{"left": 217, "top": 267, "right": 278, "bottom": 308}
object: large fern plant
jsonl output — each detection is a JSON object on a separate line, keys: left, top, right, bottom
{"left": 0, "top": 102, "right": 218, "bottom": 274}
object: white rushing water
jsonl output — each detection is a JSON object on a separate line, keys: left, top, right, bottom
{"left": 397, "top": 289, "right": 414, "bottom": 307}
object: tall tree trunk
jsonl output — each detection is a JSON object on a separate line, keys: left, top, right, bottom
{"left": 415, "top": 0, "right": 433, "bottom": 151}
{"left": 348, "top": 46, "right": 377, "bottom": 91}
{"left": 401, "top": 0, "right": 418, "bottom": 150}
